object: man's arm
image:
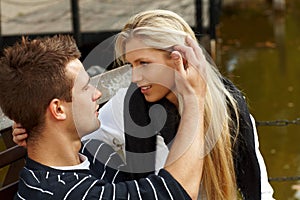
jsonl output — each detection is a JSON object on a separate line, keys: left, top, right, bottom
{"left": 164, "top": 96, "right": 204, "bottom": 199}
{"left": 16, "top": 153, "right": 191, "bottom": 200}
{"left": 164, "top": 36, "right": 207, "bottom": 199}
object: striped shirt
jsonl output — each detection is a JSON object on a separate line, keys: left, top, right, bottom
{"left": 15, "top": 139, "right": 190, "bottom": 199}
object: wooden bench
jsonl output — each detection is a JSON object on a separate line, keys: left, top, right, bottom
{"left": 0, "top": 127, "right": 26, "bottom": 198}
{"left": 0, "top": 65, "right": 131, "bottom": 199}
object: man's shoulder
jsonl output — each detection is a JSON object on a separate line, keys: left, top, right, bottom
{"left": 81, "top": 139, "right": 122, "bottom": 163}
{"left": 17, "top": 158, "right": 104, "bottom": 199}
{"left": 81, "top": 139, "right": 125, "bottom": 178}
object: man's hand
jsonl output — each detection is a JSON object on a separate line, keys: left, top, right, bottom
{"left": 165, "top": 36, "right": 207, "bottom": 199}
{"left": 171, "top": 36, "right": 207, "bottom": 99}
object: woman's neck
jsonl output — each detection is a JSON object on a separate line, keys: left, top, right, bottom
{"left": 165, "top": 91, "right": 179, "bottom": 109}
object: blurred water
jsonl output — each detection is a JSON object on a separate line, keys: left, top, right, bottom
{"left": 219, "top": 1, "right": 300, "bottom": 199}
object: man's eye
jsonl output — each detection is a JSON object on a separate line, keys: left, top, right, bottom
{"left": 83, "top": 85, "right": 89, "bottom": 91}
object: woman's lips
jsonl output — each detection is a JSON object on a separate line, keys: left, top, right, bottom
{"left": 140, "top": 85, "right": 151, "bottom": 94}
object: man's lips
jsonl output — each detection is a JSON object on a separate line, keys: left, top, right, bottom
{"left": 96, "top": 105, "right": 100, "bottom": 113}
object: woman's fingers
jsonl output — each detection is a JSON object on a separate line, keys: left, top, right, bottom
{"left": 13, "top": 132, "right": 28, "bottom": 147}
{"left": 12, "top": 123, "right": 28, "bottom": 147}
{"left": 12, "top": 122, "right": 22, "bottom": 129}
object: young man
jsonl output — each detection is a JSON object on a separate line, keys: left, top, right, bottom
{"left": 0, "top": 35, "right": 206, "bottom": 199}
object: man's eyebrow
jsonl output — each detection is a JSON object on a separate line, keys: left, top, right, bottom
{"left": 83, "top": 77, "right": 90, "bottom": 89}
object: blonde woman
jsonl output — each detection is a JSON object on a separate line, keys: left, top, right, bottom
{"left": 109, "top": 10, "right": 272, "bottom": 199}
{"left": 13, "top": 10, "right": 274, "bottom": 199}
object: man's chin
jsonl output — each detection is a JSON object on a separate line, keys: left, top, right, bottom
{"left": 78, "top": 124, "right": 100, "bottom": 138}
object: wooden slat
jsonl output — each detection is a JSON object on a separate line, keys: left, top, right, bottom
{"left": 0, "top": 146, "right": 26, "bottom": 169}
{"left": 0, "top": 180, "right": 19, "bottom": 200}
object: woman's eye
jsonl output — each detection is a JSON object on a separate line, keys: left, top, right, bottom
{"left": 126, "top": 62, "right": 149, "bottom": 68}
{"left": 140, "top": 61, "right": 149, "bottom": 66}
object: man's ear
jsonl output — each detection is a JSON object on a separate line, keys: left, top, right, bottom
{"left": 48, "top": 99, "right": 67, "bottom": 120}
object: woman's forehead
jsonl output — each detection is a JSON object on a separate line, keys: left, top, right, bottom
{"left": 125, "top": 38, "right": 148, "bottom": 53}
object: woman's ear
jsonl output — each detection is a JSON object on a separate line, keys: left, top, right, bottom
{"left": 48, "top": 99, "right": 67, "bottom": 120}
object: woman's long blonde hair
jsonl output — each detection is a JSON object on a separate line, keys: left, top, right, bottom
{"left": 115, "top": 9, "right": 239, "bottom": 199}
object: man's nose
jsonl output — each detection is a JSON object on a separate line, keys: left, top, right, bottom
{"left": 93, "top": 88, "right": 102, "bottom": 101}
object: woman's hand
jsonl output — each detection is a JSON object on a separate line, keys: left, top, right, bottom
{"left": 12, "top": 122, "right": 28, "bottom": 147}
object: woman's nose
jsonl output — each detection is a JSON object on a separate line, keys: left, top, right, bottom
{"left": 131, "top": 67, "right": 143, "bottom": 83}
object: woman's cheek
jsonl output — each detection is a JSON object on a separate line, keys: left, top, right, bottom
{"left": 145, "top": 64, "right": 175, "bottom": 87}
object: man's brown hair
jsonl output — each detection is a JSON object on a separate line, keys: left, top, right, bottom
{"left": 0, "top": 35, "right": 81, "bottom": 138}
